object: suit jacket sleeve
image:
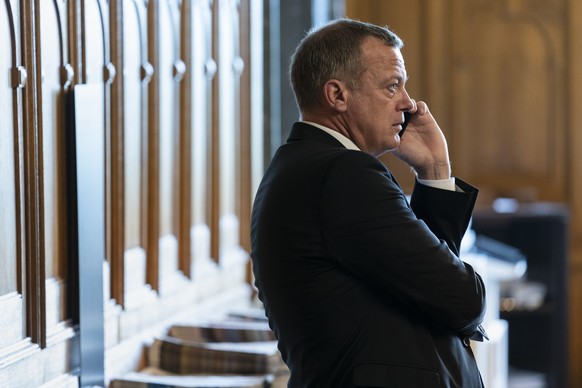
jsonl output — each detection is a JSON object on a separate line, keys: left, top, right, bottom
{"left": 410, "top": 177, "right": 477, "bottom": 256}
{"left": 320, "top": 151, "right": 485, "bottom": 337}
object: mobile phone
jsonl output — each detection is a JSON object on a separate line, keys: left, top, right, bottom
{"left": 399, "top": 111, "right": 412, "bottom": 137}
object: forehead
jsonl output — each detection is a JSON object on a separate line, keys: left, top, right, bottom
{"left": 361, "top": 37, "right": 406, "bottom": 76}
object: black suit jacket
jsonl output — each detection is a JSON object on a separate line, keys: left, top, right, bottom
{"left": 251, "top": 122, "right": 486, "bottom": 387}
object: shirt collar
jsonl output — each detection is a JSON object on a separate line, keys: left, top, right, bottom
{"left": 302, "top": 121, "right": 361, "bottom": 151}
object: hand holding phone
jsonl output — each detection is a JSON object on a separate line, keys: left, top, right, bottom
{"left": 393, "top": 101, "right": 452, "bottom": 180}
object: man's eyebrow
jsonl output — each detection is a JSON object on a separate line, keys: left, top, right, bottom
{"left": 390, "top": 74, "right": 408, "bottom": 83}
{"left": 397, "top": 68, "right": 410, "bottom": 82}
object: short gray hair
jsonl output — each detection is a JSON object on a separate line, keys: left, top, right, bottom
{"left": 289, "top": 18, "right": 403, "bottom": 115}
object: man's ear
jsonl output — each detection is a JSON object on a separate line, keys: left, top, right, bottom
{"left": 323, "top": 80, "right": 348, "bottom": 112}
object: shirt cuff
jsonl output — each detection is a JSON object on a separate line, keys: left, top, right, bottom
{"left": 417, "top": 177, "right": 457, "bottom": 192}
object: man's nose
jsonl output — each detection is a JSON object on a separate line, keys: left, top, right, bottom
{"left": 400, "top": 90, "right": 415, "bottom": 111}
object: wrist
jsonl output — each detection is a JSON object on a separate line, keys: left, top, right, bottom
{"left": 413, "top": 162, "right": 451, "bottom": 180}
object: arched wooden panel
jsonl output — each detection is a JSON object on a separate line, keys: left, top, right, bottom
{"left": 39, "top": 0, "right": 70, "bottom": 328}
{"left": 215, "top": 0, "right": 244, "bottom": 261}
{"left": 143, "top": 0, "right": 186, "bottom": 291}
{"left": 0, "top": 0, "right": 26, "bottom": 350}
{"left": 85, "top": 0, "right": 108, "bottom": 86}
{"left": 84, "top": 0, "right": 113, "bottom": 271}
{"left": 193, "top": 0, "right": 215, "bottom": 263}
{"left": 158, "top": 0, "right": 179, "bottom": 240}
{"left": 156, "top": 0, "right": 184, "bottom": 289}
{"left": 122, "top": 0, "right": 157, "bottom": 309}
{"left": 449, "top": 1, "right": 567, "bottom": 202}
{"left": 180, "top": 0, "right": 215, "bottom": 274}
{"left": 1, "top": 0, "right": 19, "bottom": 296}
{"left": 40, "top": 0, "right": 65, "bottom": 279}
{"left": 195, "top": 0, "right": 214, "bottom": 229}
{"left": 1, "top": 0, "right": 262, "bottom": 380}
{"left": 123, "top": 0, "right": 146, "bottom": 252}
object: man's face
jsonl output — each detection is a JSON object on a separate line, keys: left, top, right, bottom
{"left": 345, "top": 38, "right": 414, "bottom": 156}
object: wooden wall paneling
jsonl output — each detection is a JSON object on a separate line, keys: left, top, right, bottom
{"left": 21, "top": 0, "right": 45, "bottom": 348}
{"left": 568, "top": 1, "right": 582, "bottom": 386}
{"left": 67, "top": 0, "right": 82, "bottom": 85}
{"left": 196, "top": 0, "right": 215, "bottom": 268}
{"left": 0, "top": 0, "right": 27, "bottom": 353}
{"left": 122, "top": 0, "right": 157, "bottom": 309}
{"left": 152, "top": 0, "right": 188, "bottom": 293}
{"left": 0, "top": 0, "right": 18, "bottom": 296}
{"left": 109, "top": 0, "right": 125, "bottom": 307}
{"left": 420, "top": 0, "right": 451, "bottom": 138}
{"left": 215, "top": 0, "right": 244, "bottom": 263}
{"left": 145, "top": 0, "right": 161, "bottom": 292}
{"left": 171, "top": 0, "right": 188, "bottom": 274}
{"left": 210, "top": 0, "right": 220, "bottom": 262}
{"left": 449, "top": 1, "right": 567, "bottom": 204}
{"left": 166, "top": 0, "right": 184, "bottom": 240}
{"left": 345, "top": 0, "right": 569, "bottom": 205}
{"left": 568, "top": 1, "right": 582, "bottom": 251}
{"left": 123, "top": 0, "right": 147, "bottom": 251}
{"left": 238, "top": 0, "right": 251, "bottom": 255}
{"left": 178, "top": 0, "right": 193, "bottom": 278}
{"left": 185, "top": 0, "right": 216, "bottom": 274}
{"left": 39, "top": 0, "right": 75, "bottom": 335}
{"left": 0, "top": 3, "right": 61, "bottom": 364}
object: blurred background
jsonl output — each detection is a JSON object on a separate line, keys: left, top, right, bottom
{"left": 1, "top": 0, "right": 580, "bottom": 387}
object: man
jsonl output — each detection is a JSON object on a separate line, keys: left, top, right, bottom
{"left": 251, "top": 19, "right": 487, "bottom": 387}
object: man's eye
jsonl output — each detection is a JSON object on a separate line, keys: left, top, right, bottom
{"left": 387, "top": 83, "right": 398, "bottom": 92}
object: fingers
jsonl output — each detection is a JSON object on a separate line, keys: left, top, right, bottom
{"left": 416, "top": 100, "right": 429, "bottom": 115}
{"left": 407, "top": 99, "right": 430, "bottom": 116}
{"left": 409, "top": 98, "right": 417, "bottom": 114}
